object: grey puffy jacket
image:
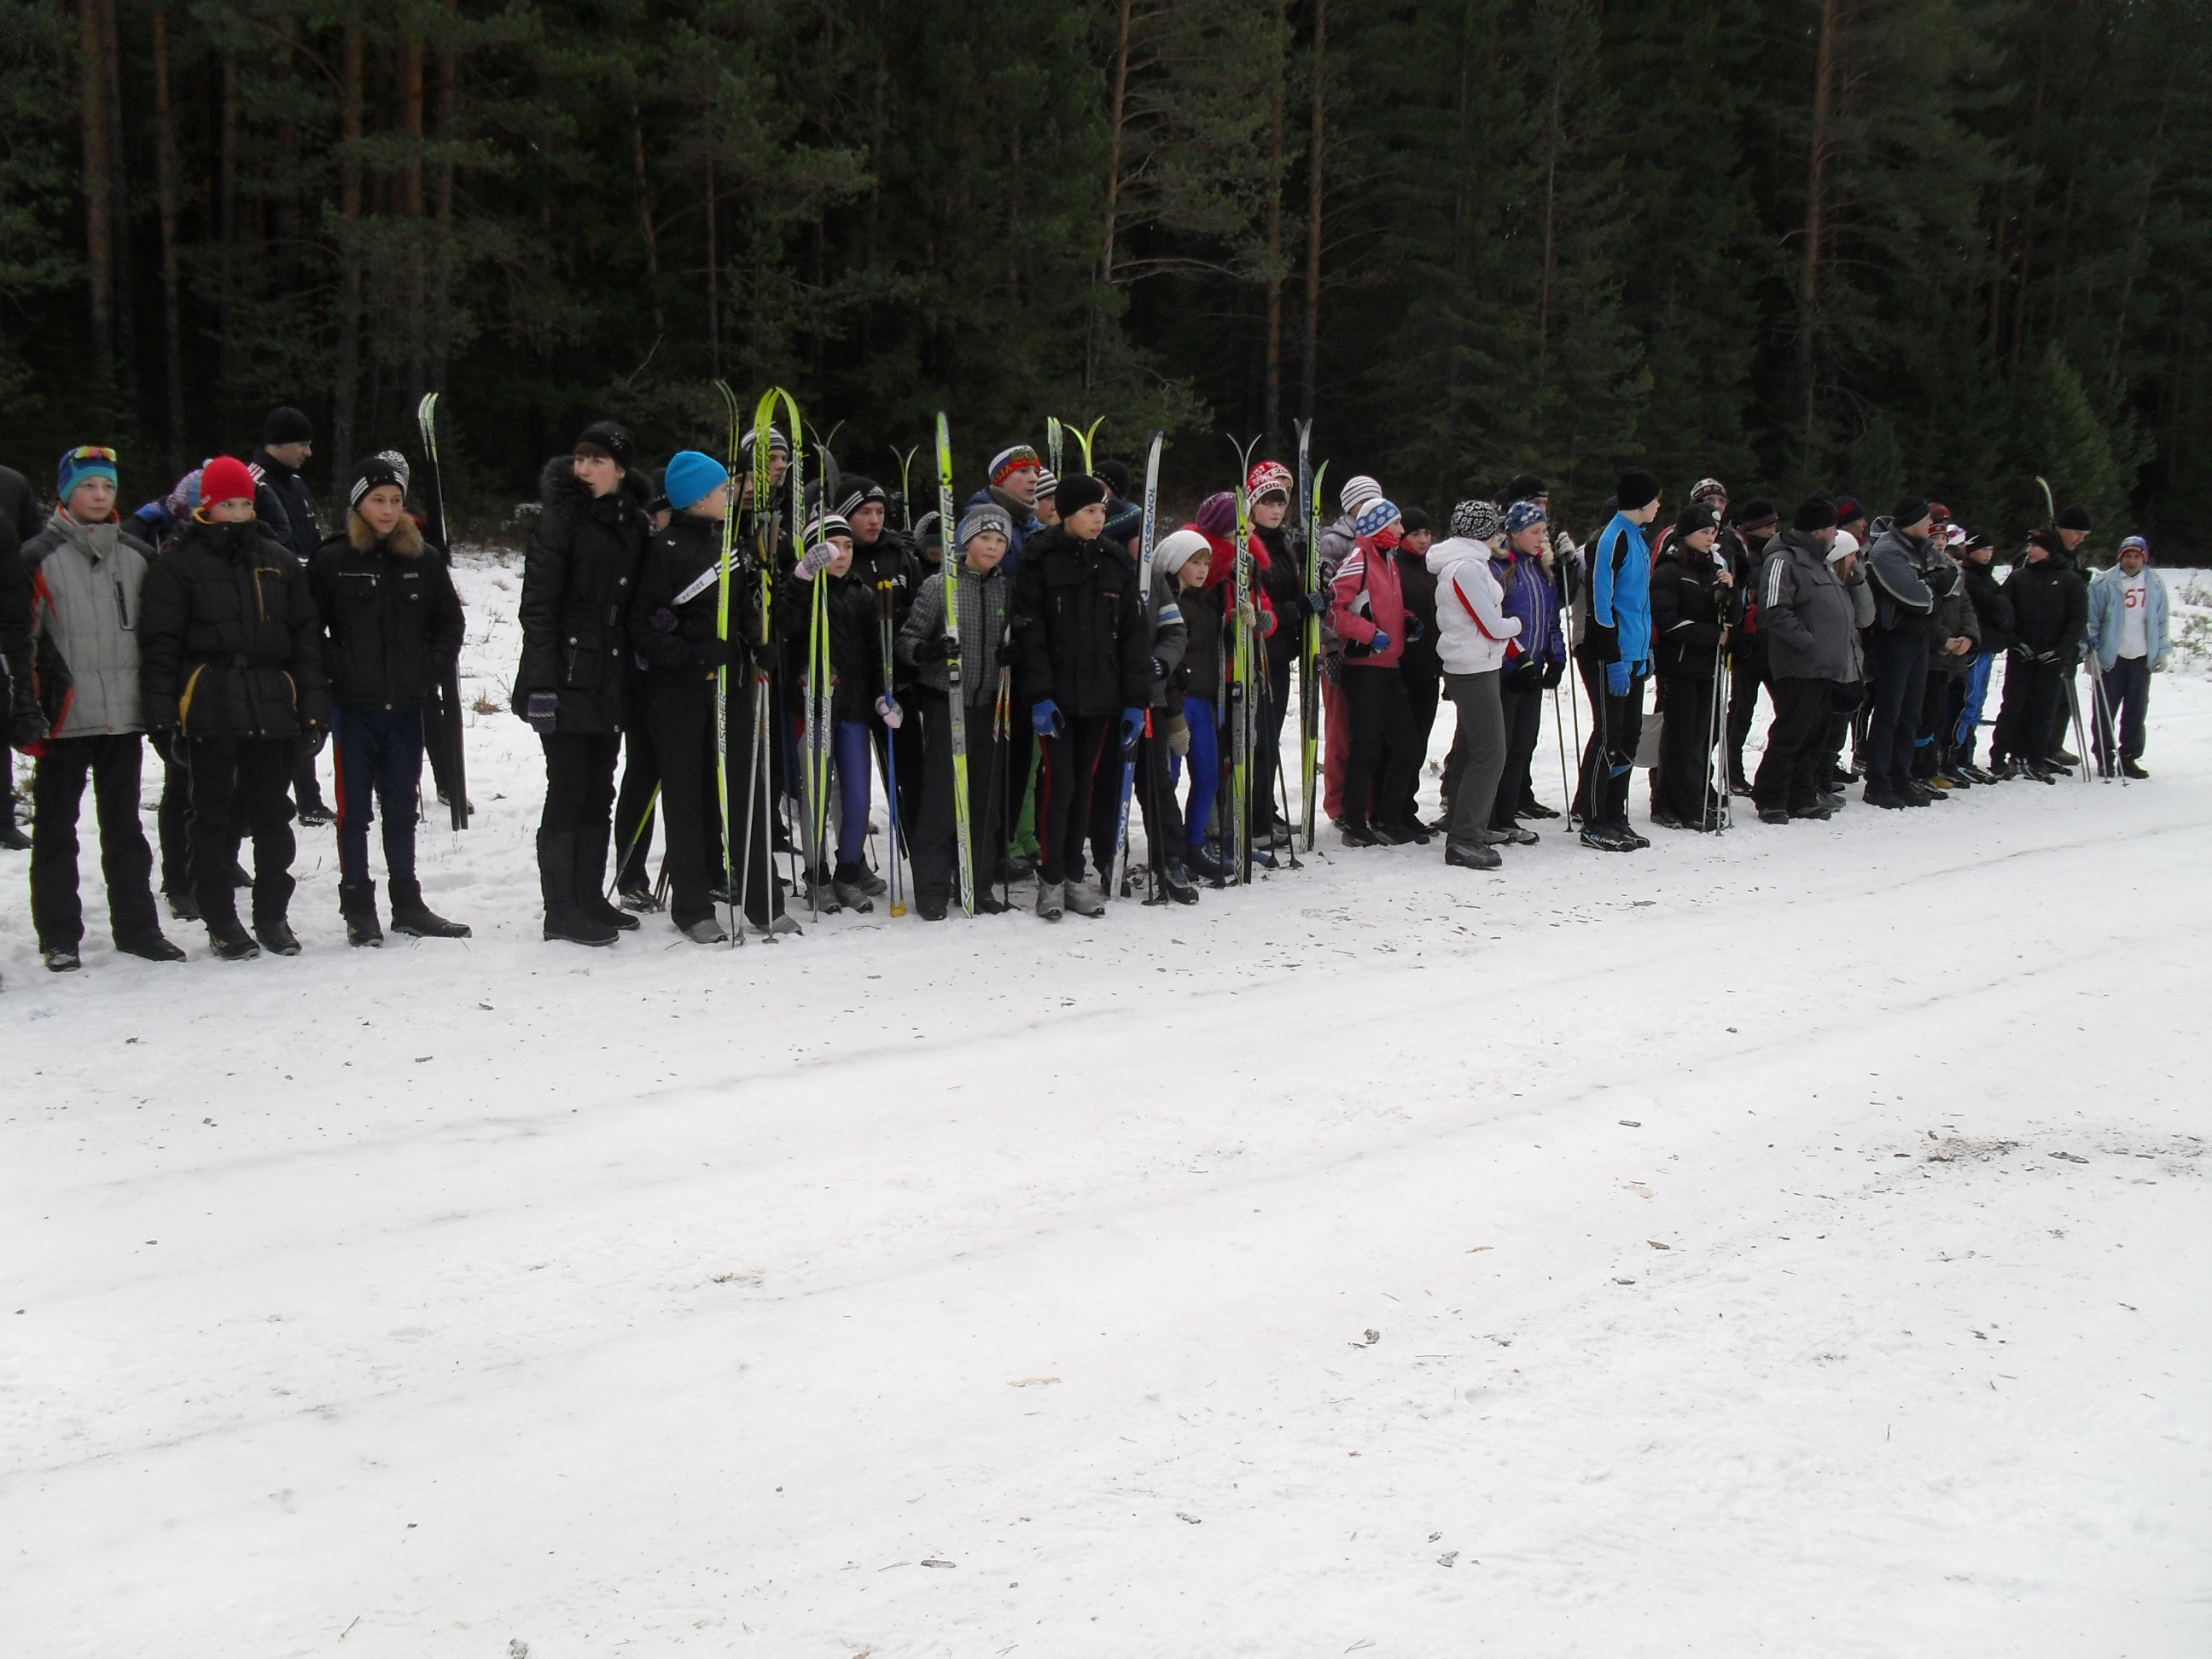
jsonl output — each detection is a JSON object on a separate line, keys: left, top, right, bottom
{"left": 1758, "top": 532, "right": 1857, "bottom": 683}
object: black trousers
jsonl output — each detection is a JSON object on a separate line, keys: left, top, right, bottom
{"left": 1726, "top": 645, "right": 1767, "bottom": 781}
{"left": 1993, "top": 652, "right": 2066, "bottom": 764}
{"left": 331, "top": 705, "right": 423, "bottom": 884}
{"left": 539, "top": 731, "right": 620, "bottom": 835}
{"left": 1254, "top": 655, "right": 1293, "bottom": 827}
{"left": 1492, "top": 678, "right": 1544, "bottom": 829}
{"left": 188, "top": 734, "right": 296, "bottom": 923}
{"left": 911, "top": 691, "right": 1004, "bottom": 906}
{"left": 294, "top": 731, "right": 328, "bottom": 812}
{"left": 1752, "top": 678, "right": 1836, "bottom": 812}
{"left": 1396, "top": 659, "right": 1441, "bottom": 826}
{"left": 641, "top": 676, "right": 724, "bottom": 928}
{"left": 1036, "top": 715, "right": 1119, "bottom": 886}
{"left": 30, "top": 733, "right": 159, "bottom": 950}
{"left": 612, "top": 716, "right": 661, "bottom": 893}
{"left": 1136, "top": 725, "right": 1187, "bottom": 873}
{"left": 1912, "top": 668, "right": 1963, "bottom": 780}
{"left": 155, "top": 731, "right": 193, "bottom": 895}
{"left": 1862, "top": 630, "right": 1927, "bottom": 792}
{"left": 2092, "top": 655, "right": 2151, "bottom": 765}
{"left": 1573, "top": 661, "right": 1644, "bottom": 829}
{"left": 1654, "top": 672, "right": 1717, "bottom": 824}
{"left": 1340, "top": 664, "right": 1417, "bottom": 831}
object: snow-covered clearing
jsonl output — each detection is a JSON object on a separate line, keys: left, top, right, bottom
{"left": 4, "top": 549, "right": 2207, "bottom": 1656}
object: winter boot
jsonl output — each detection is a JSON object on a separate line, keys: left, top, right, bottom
{"left": 1161, "top": 861, "right": 1201, "bottom": 905}
{"left": 0, "top": 817, "right": 28, "bottom": 852}
{"left": 2122, "top": 759, "right": 2149, "bottom": 780}
{"left": 201, "top": 892, "right": 260, "bottom": 960}
{"left": 253, "top": 911, "right": 302, "bottom": 956}
{"left": 1034, "top": 880, "right": 1065, "bottom": 922}
{"left": 800, "top": 864, "right": 846, "bottom": 914}
{"left": 166, "top": 888, "right": 201, "bottom": 923}
{"left": 574, "top": 824, "right": 639, "bottom": 931}
{"left": 1185, "top": 841, "right": 1229, "bottom": 881}
{"left": 682, "top": 915, "right": 730, "bottom": 944}
{"left": 1443, "top": 836, "right": 1501, "bottom": 870}
{"left": 43, "top": 946, "right": 82, "bottom": 973}
{"left": 916, "top": 893, "right": 948, "bottom": 922}
{"left": 832, "top": 859, "right": 878, "bottom": 912}
{"left": 340, "top": 879, "right": 384, "bottom": 947}
{"left": 1757, "top": 806, "right": 1791, "bottom": 825}
{"left": 390, "top": 876, "right": 470, "bottom": 939}
{"left": 539, "top": 830, "right": 617, "bottom": 946}
{"left": 1063, "top": 876, "right": 1106, "bottom": 917}
{"left": 1339, "top": 818, "right": 1381, "bottom": 848}
{"left": 115, "top": 930, "right": 187, "bottom": 962}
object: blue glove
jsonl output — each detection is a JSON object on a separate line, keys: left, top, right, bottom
{"left": 1030, "top": 698, "right": 1064, "bottom": 738}
{"left": 1121, "top": 706, "right": 1146, "bottom": 751}
{"left": 1605, "top": 660, "right": 1630, "bottom": 698}
{"left": 1369, "top": 630, "right": 1392, "bottom": 654}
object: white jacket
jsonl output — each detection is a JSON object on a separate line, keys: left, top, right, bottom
{"left": 1427, "top": 536, "right": 1521, "bottom": 674}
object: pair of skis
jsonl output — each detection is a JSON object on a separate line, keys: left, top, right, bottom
{"left": 1112, "top": 432, "right": 1165, "bottom": 899}
{"left": 412, "top": 393, "right": 470, "bottom": 835}
{"left": 1294, "top": 422, "right": 1326, "bottom": 855}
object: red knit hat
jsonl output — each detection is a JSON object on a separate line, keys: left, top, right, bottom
{"left": 200, "top": 456, "right": 257, "bottom": 507}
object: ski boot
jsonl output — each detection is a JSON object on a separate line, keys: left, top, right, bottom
{"left": 340, "top": 880, "right": 384, "bottom": 947}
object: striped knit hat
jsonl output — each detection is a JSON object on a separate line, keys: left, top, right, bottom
{"left": 988, "top": 445, "right": 1042, "bottom": 487}
{"left": 1339, "top": 474, "right": 1383, "bottom": 515}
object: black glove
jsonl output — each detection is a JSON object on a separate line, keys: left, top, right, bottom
{"left": 1151, "top": 655, "right": 1167, "bottom": 681}
{"left": 693, "top": 637, "right": 736, "bottom": 671}
{"left": 1540, "top": 661, "right": 1565, "bottom": 690}
{"left": 911, "top": 632, "right": 957, "bottom": 665}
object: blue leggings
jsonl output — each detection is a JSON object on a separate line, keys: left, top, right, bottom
{"left": 1953, "top": 652, "right": 1995, "bottom": 754}
{"left": 1176, "top": 695, "right": 1220, "bottom": 848}
{"left": 833, "top": 720, "right": 873, "bottom": 864}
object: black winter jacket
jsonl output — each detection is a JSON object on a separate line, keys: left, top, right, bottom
{"left": 2005, "top": 537, "right": 2087, "bottom": 661}
{"left": 307, "top": 515, "right": 463, "bottom": 710}
{"left": 513, "top": 456, "right": 651, "bottom": 732}
{"left": 628, "top": 510, "right": 757, "bottom": 684}
{"left": 252, "top": 448, "right": 322, "bottom": 563}
{"left": 1959, "top": 559, "right": 2015, "bottom": 654}
{"left": 1650, "top": 551, "right": 1726, "bottom": 677}
{"left": 1175, "top": 578, "right": 1228, "bottom": 701}
{"left": 1010, "top": 523, "right": 1152, "bottom": 715}
{"left": 140, "top": 516, "right": 329, "bottom": 737}
{"left": 850, "top": 529, "right": 923, "bottom": 695}
{"left": 1254, "top": 522, "right": 1308, "bottom": 670}
{"left": 778, "top": 564, "right": 884, "bottom": 725}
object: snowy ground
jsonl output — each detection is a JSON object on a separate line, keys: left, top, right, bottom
{"left": 3, "top": 548, "right": 2208, "bottom": 1657}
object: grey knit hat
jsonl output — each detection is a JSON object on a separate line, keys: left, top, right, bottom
{"left": 1452, "top": 498, "right": 1503, "bottom": 541}
{"left": 957, "top": 504, "right": 1013, "bottom": 550}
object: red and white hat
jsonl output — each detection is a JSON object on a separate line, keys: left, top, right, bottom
{"left": 1246, "top": 460, "right": 1293, "bottom": 503}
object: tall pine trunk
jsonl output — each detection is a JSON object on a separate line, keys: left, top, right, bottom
{"left": 400, "top": 32, "right": 428, "bottom": 408}
{"left": 430, "top": 0, "right": 459, "bottom": 396}
{"left": 1799, "top": 0, "right": 1839, "bottom": 478}
{"left": 331, "top": 26, "right": 365, "bottom": 489}
{"left": 152, "top": 0, "right": 187, "bottom": 475}
{"left": 1095, "top": 0, "right": 1135, "bottom": 393}
{"left": 1262, "top": 0, "right": 1286, "bottom": 450}
{"left": 79, "top": 0, "right": 118, "bottom": 414}
{"left": 1301, "top": 0, "right": 1327, "bottom": 426}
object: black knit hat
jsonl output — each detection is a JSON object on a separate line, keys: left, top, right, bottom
{"left": 835, "top": 474, "right": 888, "bottom": 519}
{"left": 1890, "top": 495, "right": 1932, "bottom": 530}
{"left": 1056, "top": 472, "right": 1108, "bottom": 518}
{"left": 1832, "top": 495, "right": 1865, "bottom": 526}
{"left": 2056, "top": 503, "right": 2093, "bottom": 532}
{"left": 574, "top": 420, "right": 635, "bottom": 469}
{"left": 1674, "top": 502, "right": 1719, "bottom": 538}
{"left": 1733, "top": 498, "right": 1778, "bottom": 533}
{"left": 347, "top": 453, "right": 406, "bottom": 512}
{"left": 1615, "top": 469, "right": 1662, "bottom": 511}
{"left": 1399, "top": 505, "right": 1432, "bottom": 536}
{"left": 1503, "top": 472, "right": 1547, "bottom": 503}
{"left": 1096, "top": 457, "right": 1133, "bottom": 498}
{"left": 262, "top": 405, "right": 314, "bottom": 446}
{"left": 1792, "top": 496, "right": 1839, "bottom": 533}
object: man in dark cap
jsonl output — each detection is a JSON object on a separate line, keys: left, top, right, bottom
{"left": 249, "top": 405, "right": 335, "bottom": 824}
{"left": 1858, "top": 496, "right": 1940, "bottom": 808}
{"left": 1750, "top": 498, "right": 1855, "bottom": 824}
{"left": 1573, "top": 468, "right": 1662, "bottom": 850}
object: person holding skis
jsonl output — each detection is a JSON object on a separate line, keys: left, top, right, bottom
{"left": 781, "top": 513, "right": 888, "bottom": 912}
{"left": 841, "top": 474, "right": 926, "bottom": 834}
{"left": 1912, "top": 527, "right": 1982, "bottom": 792}
{"left": 1429, "top": 499, "right": 1522, "bottom": 870}
{"left": 17, "top": 445, "right": 183, "bottom": 970}
{"left": 1009, "top": 472, "right": 1150, "bottom": 919}
{"left": 306, "top": 455, "right": 471, "bottom": 946}
{"left": 1950, "top": 527, "right": 2012, "bottom": 782}
{"left": 2085, "top": 534, "right": 2169, "bottom": 778}
{"left": 1575, "top": 469, "right": 1663, "bottom": 850}
{"left": 895, "top": 503, "right": 1016, "bottom": 919}
{"left": 1486, "top": 499, "right": 1566, "bottom": 841}
{"left": 1132, "top": 527, "right": 1197, "bottom": 904}
{"left": 138, "top": 455, "right": 329, "bottom": 958}
{"left": 1318, "top": 474, "right": 1383, "bottom": 825}
{"left": 515, "top": 421, "right": 651, "bottom": 945}
{"left": 1247, "top": 460, "right": 1311, "bottom": 850}
{"left": 1989, "top": 521, "right": 2087, "bottom": 783}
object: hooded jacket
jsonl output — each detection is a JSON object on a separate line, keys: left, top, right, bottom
{"left": 513, "top": 455, "right": 651, "bottom": 732}
{"left": 139, "top": 515, "right": 329, "bottom": 737}
{"left": 1009, "top": 522, "right": 1151, "bottom": 715}
{"left": 252, "top": 447, "right": 322, "bottom": 564}
{"left": 626, "top": 509, "right": 760, "bottom": 685}
{"left": 20, "top": 510, "right": 155, "bottom": 737}
{"left": 1649, "top": 545, "right": 1726, "bottom": 678}
{"left": 307, "top": 512, "right": 464, "bottom": 710}
{"left": 896, "top": 557, "right": 1014, "bottom": 707}
{"left": 1425, "top": 536, "right": 1521, "bottom": 676}
{"left": 1756, "top": 531, "right": 1856, "bottom": 683}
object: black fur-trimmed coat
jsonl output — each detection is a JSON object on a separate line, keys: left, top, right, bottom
{"left": 512, "top": 456, "right": 652, "bottom": 733}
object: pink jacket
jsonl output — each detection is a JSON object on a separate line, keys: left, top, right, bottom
{"left": 1330, "top": 535, "right": 1406, "bottom": 667}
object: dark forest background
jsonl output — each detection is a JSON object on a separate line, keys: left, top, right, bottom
{"left": 4, "top": 0, "right": 2207, "bottom": 548}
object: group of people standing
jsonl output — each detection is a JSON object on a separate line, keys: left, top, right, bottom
{"left": 0, "top": 405, "right": 2179, "bottom": 975}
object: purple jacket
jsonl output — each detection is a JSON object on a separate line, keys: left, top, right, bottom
{"left": 1490, "top": 549, "right": 1564, "bottom": 675}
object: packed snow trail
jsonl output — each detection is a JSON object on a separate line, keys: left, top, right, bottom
{"left": 1, "top": 552, "right": 2205, "bottom": 1656}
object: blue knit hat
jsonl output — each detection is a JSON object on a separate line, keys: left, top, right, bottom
{"left": 1354, "top": 498, "right": 1401, "bottom": 538}
{"left": 663, "top": 450, "right": 729, "bottom": 511}
{"left": 58, "top": 445, "right": 120, "bottom": 502}
{"left": 1504, "top": 499, "right": 1548, "bottom": 536}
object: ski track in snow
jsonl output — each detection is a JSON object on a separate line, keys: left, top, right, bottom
{"left": 3, "top": 547, "right": 2207, "bottom": 1656}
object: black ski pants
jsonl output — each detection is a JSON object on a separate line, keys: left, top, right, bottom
{"left": 1654, "top": 671, "right": 1717, "bottom": 824}
{"left": 641, "top": 675, "right": 724, "bottom": 928}
{"left": 1753, "top": 677, "right": 1837, "bottom": 813}
{"left": 30, "top": 733, "right": 160, "bottom": 951}
{"left": 1574, "top": 661, "right": 1644, "bottom": 830}
{"left": 1339, "top": 664, "right": 1417, "bottom": 832}
{"left": 1036, "top": 714, "right": 1119, "bottom": 887}
{"left": 1395, "top": 658, "right": 1441, "bottom": 827}
{"left": 911, "top": 690, "right": 1004, "bottom": 907}
{"left": 1253, "top": 655, "right": 1293, "bottom": 829}
{"left": 1994, "top": 651, "right": 2066, "bottom": 765}
{"left": 1726, "top": 643, "right": 1767, "bottom": 782}
{"left": 1862, "top": 629, "right": 1927, "bottom": 793}
{"left": 612, "top": 714, "right": 661, "bottom": 894}
{"left": 188, "top": 734, "right": 296, "bottom": 924}
{"left": 1491, "top": 676, "right": 1544, "bottom": 830}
